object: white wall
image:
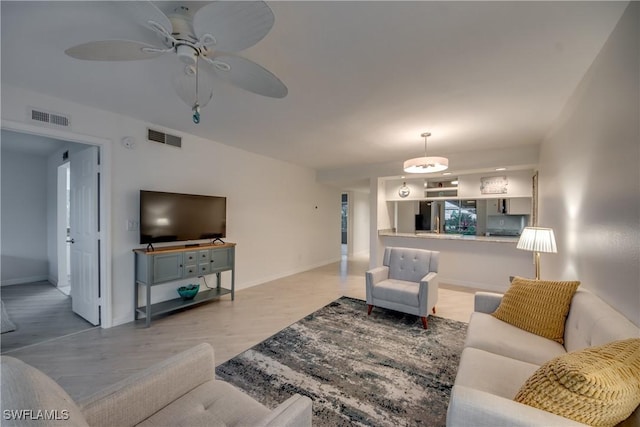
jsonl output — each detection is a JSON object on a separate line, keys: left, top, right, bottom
{"left": 538, "top": 3, "right": 639, "bottom": 326}
{"left": 1, "top": 149, "right": 48, "bottom": 285}
{"left": 351, "top": 191, "right": 370, "bottom": 256}
{"left": 2, "top": 84, "right": 342, "bottom": 326}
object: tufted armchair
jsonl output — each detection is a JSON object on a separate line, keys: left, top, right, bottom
{"left": 366, "top": 247, "right": 440, "bottom": 329}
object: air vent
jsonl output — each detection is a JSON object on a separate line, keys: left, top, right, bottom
{"left": 28, "top": 108, "right": 71, "bottom": 128}
{"left": 147, "top": 128, "right": 182, "bottom": 148}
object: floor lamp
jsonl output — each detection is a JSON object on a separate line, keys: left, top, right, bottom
{"left": 517, "top": 227, "right": 557, "bottom": 280}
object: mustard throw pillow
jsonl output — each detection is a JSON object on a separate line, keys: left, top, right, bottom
{"left": 492, "top": 276, "right": 580, "bottom": 343}
{"left": 515, "top": 338, "right": 640, "bottom": 427}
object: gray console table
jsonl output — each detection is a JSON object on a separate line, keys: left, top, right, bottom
{"left": 133, "top": 242, "right": 235, "bottom": 327}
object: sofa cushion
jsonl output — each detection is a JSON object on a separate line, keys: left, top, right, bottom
{"left": 455, "top": 347, "right": 540, "bottom": 400}
{"left": 0, "top": 356, "right": 89, "bottom": 427}
{"left": 515, "top": 338, "right": 640, "bottom": 427}
{"left": 492, "top": 276, "right": 580, "bottom": 344}
{"left": 137, "top": 380, "right": 269, "bottom": 427}
{"left": 465, "top": 312, "right": 567, "bottom": 365}
{"left": 564, "top": 289, "right": 640, "bottom": 353}
{"left": 371, "top": 279, "right": 418, "bottom": 307}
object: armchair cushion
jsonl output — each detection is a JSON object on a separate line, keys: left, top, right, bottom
{"left": 371, "top": 279, "right": 420, "bottom": 307}
{"left": 137, "top": 380, "right": 269, "bottom": 427}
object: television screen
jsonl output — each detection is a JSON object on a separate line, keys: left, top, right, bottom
{"left": 139, "top": 190, "right": 226, "bottom": 244}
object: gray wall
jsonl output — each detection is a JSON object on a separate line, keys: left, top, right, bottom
{"left": 538, "top": 3, "right": 639, "bottom": 326}
{"left": 1, "top": 149, "right": 48, "bottom": 284}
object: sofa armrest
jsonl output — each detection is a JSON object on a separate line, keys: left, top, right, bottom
{"left": 78, "top": 343, "right": 215, "bottom": 427}
{"left": 255, "top": 394, "right": 312, "bottom": 427}
{"left": 446, "top": 385, "right": 588, "bottom": 427}
{"left": 474, "top": 292, "right": 503, "bottom": 314}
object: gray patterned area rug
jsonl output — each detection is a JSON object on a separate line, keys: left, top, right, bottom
{"left": 216, "top": 297, "right": 467, "bottom": 426}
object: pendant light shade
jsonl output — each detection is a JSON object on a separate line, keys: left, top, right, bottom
{"left": 404, "top": 132, "right": 449, "bottom": 173}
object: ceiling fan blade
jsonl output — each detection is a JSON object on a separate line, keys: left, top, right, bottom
{"left": 65, "top": 40, "right": 167, "bottom": 61}
{"left": 125, "top": 1, "right": 173, "bottom": 36}
{"left": 203, "top": 54, "right": 287, "bottom": 98}
{"left": 193, "top": 1, "right": 275, "bottom": 52}
{"left": 173, "top": 64, "right": 215, "bottom": 109}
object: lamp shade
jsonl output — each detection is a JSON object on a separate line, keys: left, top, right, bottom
{"left": 517, "top": 227, "right": 557, "bottom": 253}
{"left": 404, "top": 132, "right": 449, "bottom": 174}
{"left": 403, "top": 156, "right": 449, "bottom": 173}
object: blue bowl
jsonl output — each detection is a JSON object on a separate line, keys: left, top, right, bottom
{"left": 177, "top": 284, "right": 199, "bottom": 300}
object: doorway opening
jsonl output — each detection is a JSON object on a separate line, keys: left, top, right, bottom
{"left": 1, "top": 122, "right": 112, "bottom": 331}
{"left": 57, "top": 162, "right": 71, "bottom": 295}
{"left": 341, "top": 193, "right": 349, "bottom": 256}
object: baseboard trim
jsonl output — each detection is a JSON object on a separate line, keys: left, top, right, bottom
{"left": 1, "top": 275, "right": 49, "bottom": 286}
{"left": 238, "top": 257, "right": 343, "bottom": 290}
{"left": 438, "top": 277, "right": 508, "bottom": 293}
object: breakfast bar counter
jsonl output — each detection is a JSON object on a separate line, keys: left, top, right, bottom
{"left": 377, "top": 230, "right": 531, "bottom": 292}
{"left": 378, "top": 230, "right": 520, "bottom": 244}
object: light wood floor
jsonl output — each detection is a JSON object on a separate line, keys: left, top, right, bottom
{"left": 1, "top": 281, "right": 96, "bottom": 353}
{"left": 3, "top": 253, "right": 475, "bottom": 401}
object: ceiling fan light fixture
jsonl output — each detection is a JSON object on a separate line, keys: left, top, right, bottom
{"left": 404, "top": 132, "right": 449, "bottom": 174}
{"left": 176, "top": 44, "right": 198, "bottom": 65}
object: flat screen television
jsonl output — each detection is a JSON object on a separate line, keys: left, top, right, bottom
{"left": 139, "top": 190, "right": 226, "bottom": 245}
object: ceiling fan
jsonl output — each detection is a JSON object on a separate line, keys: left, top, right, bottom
{"left": 65, "top": 1, "right": 287, "bottom": 124}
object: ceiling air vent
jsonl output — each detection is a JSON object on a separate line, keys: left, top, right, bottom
{"left": 28, "top": 108, "right": 71, "bottom": 128}
{"left": 147, "top": 128, "right": 182, "bottom": 148}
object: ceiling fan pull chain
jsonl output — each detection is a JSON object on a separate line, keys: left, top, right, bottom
{"left": 192, "top": 55, "right": 201, "bottom": 124}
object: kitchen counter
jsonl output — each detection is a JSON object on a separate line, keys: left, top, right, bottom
{"left": 378, "top": 230, "right": 520, "bottom": 244}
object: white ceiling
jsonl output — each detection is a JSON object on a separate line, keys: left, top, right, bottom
{"left": 0, "top": 1, "right": 628, "bottom": 173}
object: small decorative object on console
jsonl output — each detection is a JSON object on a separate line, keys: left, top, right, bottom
{"left": 177, "top": 284, "right": 199, "bottom": 300}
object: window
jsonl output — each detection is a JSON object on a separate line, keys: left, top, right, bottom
{"left": 444, "top": 200, "right": 477, "bottom": 235}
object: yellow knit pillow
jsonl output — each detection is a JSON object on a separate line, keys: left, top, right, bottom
{"left": 515, "top": 338, "right": 640, "bottom": 427}
{"left": 492, "top": 276, "right": 580, "bottom": 343}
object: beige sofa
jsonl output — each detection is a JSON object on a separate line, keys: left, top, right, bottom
{"left": 447, "top": 288, "right": 640, "bottom": 427}
{"left": 1, "top": 343, "right": 312, "bottom": 426}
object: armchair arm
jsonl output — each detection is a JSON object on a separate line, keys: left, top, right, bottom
{"left": 474, "top": 291, "right": 504, "bottom": 314}
{"left": 446, "top": 385, "right": 588, "bottom": 427}
{"left": 418, "top": 271, "right": 439, "bottom": 315}
{"left": 366, "top": 266, "right": 389, "bottom": 286}
{"left": 78, "top": 343, "right": 215, "bottom": 427}
{"left": 255, "top": 394, "right": 313, "bottom": 427}
{"left": 366, "top": 266, "right": 389, "bottom": 304}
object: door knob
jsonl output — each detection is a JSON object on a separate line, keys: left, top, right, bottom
{"left": 66, "top": 238, "right": 75, "bottom": 244}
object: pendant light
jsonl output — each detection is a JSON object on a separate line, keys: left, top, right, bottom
{"left": 403, "top": 132, "right": 449, "bottom": 173}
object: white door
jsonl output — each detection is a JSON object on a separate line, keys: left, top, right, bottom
{"left": 70, "top": 146, "right": 100, "bottom": 325}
